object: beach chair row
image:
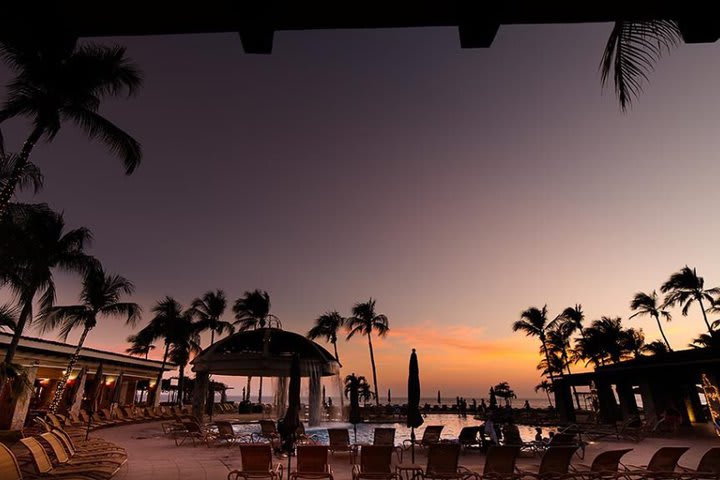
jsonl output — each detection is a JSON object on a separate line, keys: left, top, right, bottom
{"left": 1, "top": 425, "right": 128, "bottom": 480}
{"left": 226, "top": 443, "right": 720, "bottom": 480}
{"left": 39, "top": 405, "right": 192, "bottom": 434}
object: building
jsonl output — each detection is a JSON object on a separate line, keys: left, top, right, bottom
{"left": 554, "top": 347, "right": 720, "bottom": 434}
{"left": 0, "top": 332, "right": 169, "bottom": 430}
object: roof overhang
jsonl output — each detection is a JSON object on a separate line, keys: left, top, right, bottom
{"left": 1, "top": 3, "right": 718, "bottom": 53}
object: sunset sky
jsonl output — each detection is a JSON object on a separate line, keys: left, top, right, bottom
{"left": 2, "top": 23, "right": 720, "bottom": 399}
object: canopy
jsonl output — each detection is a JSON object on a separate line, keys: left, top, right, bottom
{"left": 191, "top": 328, "right": 340, "bottom": 377}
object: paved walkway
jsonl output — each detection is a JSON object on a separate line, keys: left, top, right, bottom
{"left": 95, "top": 419, "right": 720, "bottom": 480}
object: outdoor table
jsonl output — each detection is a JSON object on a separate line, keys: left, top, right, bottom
{"left": 395, "top": 462, "right": 423, "bottom": 480}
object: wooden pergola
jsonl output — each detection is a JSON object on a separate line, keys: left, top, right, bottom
{"left": 2, "top": 2, "right": 719, "bottom": 53}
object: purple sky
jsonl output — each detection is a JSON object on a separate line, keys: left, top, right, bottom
{"left": 3, "top": 24, "right": 720, "bottom": 397}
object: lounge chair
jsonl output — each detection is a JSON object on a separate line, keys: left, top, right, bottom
{"left": 51, "top": 428, "right": 127, "bottom": 457}
{"left": 479, "top": 446, "right": 520, "bottom": 480}
{"left": 536, "top": 432, "right": 587, "bottom": 459}
{"left": 373, "top": 428, "right": 402, "bottom": 462}
{"left": 0, "top": 442, "right": 24, "bottom": 480}
{"left": 353, "top": 445, "right": 399, "bottom": 480}
{"left": 516, "top": 446, "right": 578, "bottom": 479}
{"left": 290, "top": 445, "right": 334, "bottom": 480}
{"left": 210, "top": 421, "right": 249, "bottom": 447}
{"left": 253, "top": 420, "right": 281, "bottom": 444}
{"left": 19, "top": 436, "right": 119, "bottom": 479}
{"left": 40, "top": 432, "right": 126, "bottom": 469}
{"left": 623, "top": 447, "right": 690, "bottom": 480}
{"left": 678, "top": 447, "right": 720, "bottom": 479}
{"left": 420, "top": 443, "right": 477, "bottom": 480}
{"left": 403, "top": 426, "right": 444, "bottom": 450}
{"left": 328, "top": 429, "right": 356, "bottom": 460}
{"left": 228, "top": 444, "right": 284, "bottom": 480}
{"left": 173, "top": 420, "right": 210, "bottom": 447}
{"left": 570, "top": 448, "right": 633, "bottom": 480}
{"left": 458, "top": 427, "right": 482, "bottom": 450}
{"left": 297, "top": 423, "right": 319, "bottom": 445}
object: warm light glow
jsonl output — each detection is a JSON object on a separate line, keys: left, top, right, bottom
{"left": 105, "top": 377, "right": 115, "bottom": 386}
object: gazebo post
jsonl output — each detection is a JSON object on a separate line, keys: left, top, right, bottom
{"left": 192, "top": 371, "right": 209, "bottom": 421}
{"left": 309, "top": 372, "right": 322, "bottom": 426}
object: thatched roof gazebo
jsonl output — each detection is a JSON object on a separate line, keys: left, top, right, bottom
{"left": 190, "top": 328, "right": 340, "bottom": 424}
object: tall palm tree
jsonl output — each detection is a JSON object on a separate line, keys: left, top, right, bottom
{"left": 233, "top": 289, "right": 278, "bottom": 403}
{"left": 600, "top": 20, "right": 681, "bottom": 110}
{"left": 137, "top": 297, "right": 186, "bottom": 405}
{"left": 556, "top": 304, "right": 585, "bottom": 338}
{"left": 573, "top": 326, "right": 607, "bottom": 367}
{"left": 0, "top": 40, "right": 143, "bottom": 216}
{"left": 126, "top": 328, "right": 156, "bottom": 359}
{"left": 0, "top": 206, "right": 96, "bottom": 368}
{"left": 344, "top": 374, "right": 375, "bottom": 405}
{"left": 167, "top": 314, "right": 201, "bottom": 407}
{"left": 513, "top": 306, "right": 555, "bottom": 382}
{"left": 191, "top": 289, "right": 234, "bottom": 346}
{"left": 307, "top": 311, "right": 345, "bottom": 363}
{"left": 545, "top": 323, "right": 582, "bottom": 409}
{"left": 346, "top": 298, "right": 389, "bottom": 406}
{"left": 629, "top": 291, "right": 672, "bottom": 350}
{"left": 40, "top": 265, "right": 140, "bottom": 412}
{"left": 579, "top": 317, "right": 631, "bottom": 364}
{"left": 661, "top": 266, "right": 719, "bottom": 334}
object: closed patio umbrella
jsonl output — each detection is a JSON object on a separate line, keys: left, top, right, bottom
{"left": 85, "top": 362, "right": 104, "bottom": 440}
{"left": 111, "top": 370, "right": 124, "bottom": 414}
{"left": 407, "top": 349, "right": 424, "bottom": 463}
{"left": 280, "top": 353, "right": 301, "bottom": 472}
{"left": 66, "top": 366, "right": 86, "bottom": 411}
{"left": 388, "top": 388, "right": 391, "bottom": 404}
{"left": 437, "top": 390, "right": 441, "bottom": 404}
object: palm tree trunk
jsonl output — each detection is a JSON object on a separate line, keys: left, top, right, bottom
{"left": 48, "top": 325, "right": 92, "bottom": 413}
{"left": 258, "top": 377, "right": 263, "bottom": 403}
{"left": 210, "top": 330, "right": 215, "bottom": 346}
{"left": 654, "top": 314, "right": 672, "bottom": 350}
{"left": 540, "top": 339, "right": 555, "bottom": 383}
{"left": 698, "top": 298, "right": 713, "bottom": 333}
{"left": 367, "top": 334, "right": 380, "bottom": 406}
{"left": 0, "top": 125, "right": 45, "bottom": 217}
{"left": 246, "top": 376, "right": 252, "bottom": 402}
{"left": 3, "top": 292, "right": 35, "bottom": 364}
{"left": 333, "top": 342, "right": 340, "bottom": 363}
{"left": 153, "top": 343, "right": 170, "bottom": 405}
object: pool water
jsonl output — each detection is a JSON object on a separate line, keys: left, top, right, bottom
{"left": 233, "top": 414, "right": 551, "bottom": 446}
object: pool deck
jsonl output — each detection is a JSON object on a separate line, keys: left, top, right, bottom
{"left": 95, "top": 417, "right": 720, "bottom": 480}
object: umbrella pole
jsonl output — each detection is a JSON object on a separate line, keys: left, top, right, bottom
{"left": 85, "top": 409, "right": 93, "bottom": 441}
{"left": 411, "top": 427, "right": 415, "bottom": 463}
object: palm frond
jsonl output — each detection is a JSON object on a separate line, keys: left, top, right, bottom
{"left": 600, "top": 20, "right": 680, "bottom": 111}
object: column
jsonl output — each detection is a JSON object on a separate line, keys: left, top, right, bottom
{"left": 192, "top": 371, "right": 209, "bottom": 421}
{"left": 309, "top": 373, "right": 322, "bottom": 426}
{"left": 616, "top": 381, "right": 639, "bottom": 419}
{"left": 553, "top": 377, "right": 576, "bottom": 422}
{"left": 10, "top": 364, "right": 39, "bottom": 431}
{"left": 596, "top": 379, "right": 620, "bottom": 423}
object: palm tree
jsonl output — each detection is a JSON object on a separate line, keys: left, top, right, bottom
{"left": 579, "top": 317, "right": 631, "bottom": 364}
{"left": 600, "top": 21, "right": 681, "bottom": 110}
{"left": 233, "top": 289, "right": 278, "bottom": 403}
{"left": 643, "top": 340, "right": 670, "bottom": 355}
{"left": 191, "top": 289, "right": 234, "bottom": 346}
{"left": 40, "top": 265, "right": 140, "bottom": 412}
{"left": 137, "top": 297, "right": 186, "bottom": 405}
{"left": 661, "top": 266, "right": 719, "bottom": 334}
{"left": 556, "top": 304, "right": 585, "bottom": 337}
{"left": 346, "top": 298, "right": 389, "bottom": 406}
{"left": 573, "top": 326, "right": 607, "bottom": 367}
{"left": 629, "top": 291, "right": 672, "bottom": 351}
{"left": 233, "top": 290, "right": 278, "bottom": 330}
{"left": 493, "top": 382, "right": 517, "bottom": 407}
{"left": 690, "top": 332, "right": 720, "bottom": 349}
{"left": 0, "top": 304, "right": 17, "bottom": 332}
{"left": 0, "top": 154, "right": 43, "bottom": 198}
{"left": 0, "top": 40, "right": 143, "bottom": 216}
{"left": 621, "top": 328, "right": 646, "bottom": 359}
{"left": 545, "top": 324, "right": 582, "bottom": 409}
{"left": 0, "top": 206, "right": 96, "bottom": 368}
{"left": 513, "top": 306, "right": 555, "bottom": 381}
{"left": 307, "top": 311, "right": 345, "bottom": 363}
{"left": 126, "top": 329, "right": 156, "bottom": 359}
{"left": 344, "top": 374, "right": 375, "bottom": 405}
{"left": 167, "top": 314, "right": 201, "bottom": 407}
{"left": 534, "top": 380, "right": 554, "bottom": 408}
